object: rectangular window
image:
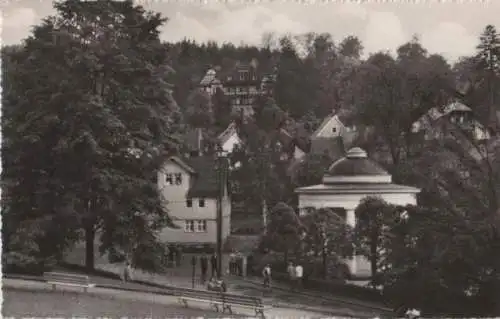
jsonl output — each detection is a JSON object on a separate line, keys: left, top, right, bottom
{"left": 165, "top": 173, "right": 173, "bottom": 185}
{"left": 175, "top": 173, "right": 182, "bottom": 185}
{"left": 199, "top": 199, "right": 205, "bottom": 207}
{"left": 196, "top": 220, "right": 207, "bottom": 232}
{"left": 186, "top": 199, "right": 192, "bottom": 207}
{"left": 184, "top": 220, "right": 194, "bottom": 232}
{"left": 184, "top": 220, "right": 207, "bottom": 233}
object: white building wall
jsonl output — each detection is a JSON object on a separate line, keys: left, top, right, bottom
{"left": 298, "top": 192, "right": 417, "bottom": 214}
{"left": 315, "top": 116, "right": 344, "bottom": 138}
{"left": 158, "top": 160, "right": 231, "bottom": 245}
{"left": 221, "top": 133, "right": 241, "bottom": 154}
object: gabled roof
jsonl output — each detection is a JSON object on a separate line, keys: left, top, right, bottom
{"left": 276, "top": 128, "right": 307, "bottom": 154}
{"left": 199, "top": 68, "right": 220, "bottom": 86}
{"left": 164, "top": 154, "right": 228, "bottom": 199}
{"left": 312, "top": 110, "right": 357, "bottom": 137}
{"left": 312, "top": 114, "right": 336, "bottom": 137}
{"left": 169, "top": 156, "right": 196, "bottom": 173}
{"left": 220, "top": 61, "right": 261, "bottom": 86}
{"left": 442, "top": 101, "right": 472, "bottom": 114}
{"left": 184, "top": 156, "right": 221, "bottom": 199}
{"left": 218, "top": 122, "right": 239, "bottom": 144}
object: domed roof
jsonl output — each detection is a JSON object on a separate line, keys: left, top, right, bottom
{"left": 326, "top": 147, "right": 389, "bottom": 177}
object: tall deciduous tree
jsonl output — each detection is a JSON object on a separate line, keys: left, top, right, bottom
{"left": 302, "top": 207, "right": 354, "bottom": 278}
{"left": 185, "top": 89, "right": 214, "bottom": 129}
{"left": 354, "top": 197, "right": 398, "bottom": 283}
{"left": 351, "top": 39, "right": 452, "bottom": 166}
{"left": 2, "top": 0, "right": 179, "bottom": 272}
{"left": 261, "top": 202, "right": 304, "bottom": 264}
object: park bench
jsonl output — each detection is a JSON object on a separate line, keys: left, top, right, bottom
{"left": 175, "top": 286, "right": 270, "bottom": 318}
{"left": 44, "top": 271, "right": 95, "bottom": 292}
{"left": 175, "top": 287, "right": 224, "bottom": 312}
{"left": 219, "top": 293, "right": 271, "bottom": 318}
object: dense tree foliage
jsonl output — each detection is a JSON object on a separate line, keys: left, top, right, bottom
{"left": 4, "top": 1, "right": 500, "bottom": 314}
{"left": 2, "top": 0, "right": 180, "bottom": 272}
{"left": 301, "top": 207, "right": 354, "bottom": 278}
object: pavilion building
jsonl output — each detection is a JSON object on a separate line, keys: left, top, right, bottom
{"left": 295, "top": 147, "right": 420, "bottom": 276}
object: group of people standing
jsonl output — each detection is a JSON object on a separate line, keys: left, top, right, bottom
{"left": 287, "top": 261, "right": 303, "bottom": 291}
{"left": 261, "top": 261, "right": 303, "bottom": 290}
{"left": 195, "top": 253, "right": 218, "bottom": 283}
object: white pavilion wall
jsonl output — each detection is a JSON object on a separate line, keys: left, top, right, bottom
{"left": 297, "top": 192, "right": 418, "bottom": 277}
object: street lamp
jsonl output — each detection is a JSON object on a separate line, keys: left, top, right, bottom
{"left": 215, "top": 145, "right": 229, "bottom": 279}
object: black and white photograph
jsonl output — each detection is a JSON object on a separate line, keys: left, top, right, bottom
{"left": 2, "top": 0, "right": 500, "bottom": 318}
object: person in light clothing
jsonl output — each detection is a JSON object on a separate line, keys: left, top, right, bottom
{"left": 295, "top": 263, "right": 303, "bottom": 290}
{"left": 262, "top": 264, "right": 271, "bottom": 289}
{"left": 287, "top": 262, "right": 296, "bottom": 290}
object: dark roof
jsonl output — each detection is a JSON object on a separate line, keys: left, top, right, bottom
{"left": 277, "top": 128, "right": 308, "bottom": 153}
{"left": 220, "top": 62, "right": 261, "bottom": 86}
{"left": 184, "top": 156, "right": 221, "bottom": 198}
{"left": 326, "top": 147, "right": 389, "bottom": 176}
{"left": 310, "top": 136, "right": 345, "bottom": 161}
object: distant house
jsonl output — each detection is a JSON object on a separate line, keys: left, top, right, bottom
{"left": 217, "top": 122, "right": 242, "bottom": 154}
{"left": 411, "top": 101, "right": 490, "bottom": 142}
{"left": 182, "top": 123, "right": 242, "bottom": 158}
{"left": 198, "top": 59, "right": 264, "bottom": 118}
{"left": 199, "top": 68, "right": 223, "bottom": 95}
{"left": 276, "top": 128, "right": 307, "bottom": 161}
{"left": 157, "top": 156, "right": 231, "bottom": 247}
{"left": 310, "top": 111, "right": 360, "bottom": 160}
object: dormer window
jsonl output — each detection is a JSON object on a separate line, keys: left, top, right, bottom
{"left": 332, "top": 127, "right": 337, "bottom": 133}
{"left": 175, "top": 173, "right": 182, "bottom": 185}
{"left": 165, "top": 173, "right": 173, "bottom": 185}
{"left": 239, "top": 71, "right": 249, "bottom": 80}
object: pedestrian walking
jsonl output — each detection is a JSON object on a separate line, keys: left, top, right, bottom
{"left": 295, "top": 263, "right": 303, "bottom": 290}
{"left": 287, "top": 261, "right": 296, "bottom": 290}
{"left": 200, "top": 253, "right": 208, "bottom": 283}
{"left": 229, "top": 251, "right": 236, "bottom": 275}
{"left": 211, "top": 254, "right": 217, "bottom": 277}
{"left": 262, "top": 264, "right": 271, "bottom": 289}
{"left": 122, "top": 260, "right": 133, "bottom": 282}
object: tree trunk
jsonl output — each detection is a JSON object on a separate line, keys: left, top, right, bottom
{"left": 262, "top": 199, "right": 268, "bottom": 231}
{"left": 85, "top": 222, "right": 95, "bottom": 271}
{"left": 322, "top": 246, "right": 327, "bottom": 279}
{"left": 370, "top": 241, "right": 377, "bottom": 279}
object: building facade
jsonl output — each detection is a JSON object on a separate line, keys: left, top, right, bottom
{"left": 157, "top": 156, "right": 231, "bottom": 247}
{"left": 411, "top": 101, "right": 491, "bottom": 142}
{"left": 198, "top": 59, "right": 276, "bottom": 118}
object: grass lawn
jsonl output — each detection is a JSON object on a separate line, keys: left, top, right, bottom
{"left": 3, "top": 288, "right": 241, "bottom": 318}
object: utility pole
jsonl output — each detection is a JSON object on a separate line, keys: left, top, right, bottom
{"left": 216, "top": 147, "right": 228, "bottom": 279}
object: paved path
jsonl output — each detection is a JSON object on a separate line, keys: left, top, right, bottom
{"left": 3, "top": 278, "right": 359, "bottom": 318}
